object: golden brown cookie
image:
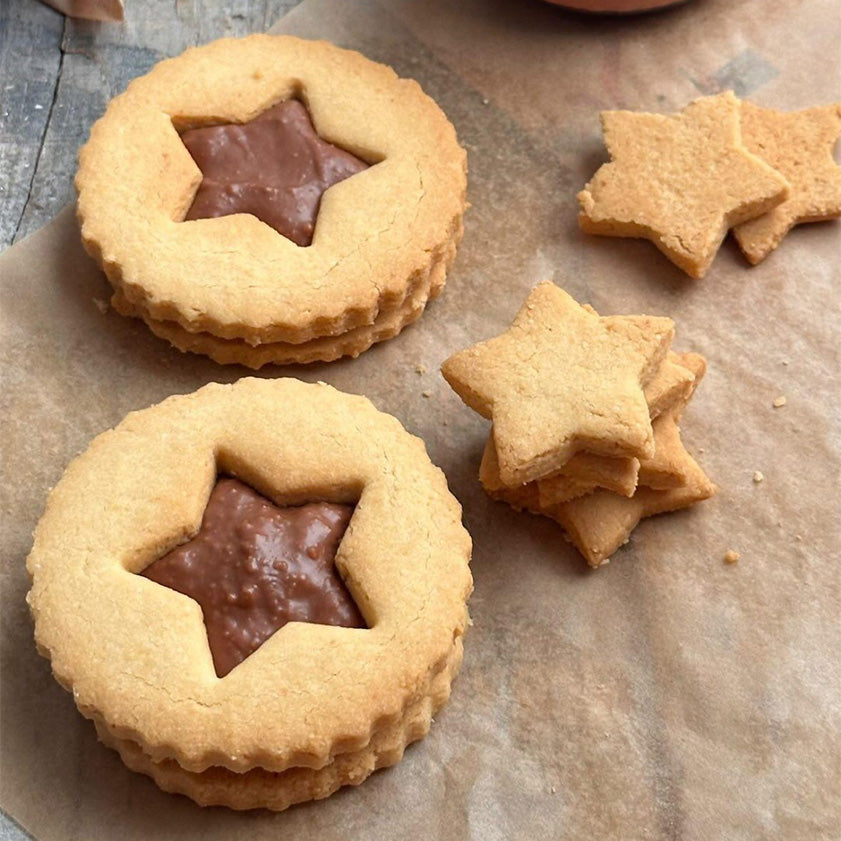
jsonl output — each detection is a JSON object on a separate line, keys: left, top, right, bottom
{"left": 110, "top": 228, "right": 458, "bottom": 367}
{"left": 441, "top": 282, "right": 674, "bottom": 486}
{"left": 537, "top": 350, "right": 703, "bottom": 503}
{"left": 469, "top": 312, "right": 711, "bottom": 568}
{"left": 76, "top": 35, "right": 467, "bottom": 364}
{"left": 578, "top": 91, "right": 789, "bottom": 278}
{"left": 636, "top": 409, "right": 691, "bottom": 489}
{"left": 479, "top": 436, "right": 592, "bottom": 510}
{"left": 482, "top": 411, "right": 715, "bottom": 568}
{"left": 635, "top": 352, "right": 706, "bottom": 490}
{"left": 733, "top": 101, "right": 841, "bottom": 264}
{"left": 549, "top": 440, "right": 716, "bottom": 567}
{"left": 94, "top": 640, "right": 462, "bottom": 811}
{"left": 27, "top": 378, "right": 472, "bottom": 809}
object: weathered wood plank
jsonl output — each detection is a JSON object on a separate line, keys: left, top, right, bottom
{"left": 2, "top": 0, "right": 301, "bottom": 248}
{"left": 0, "top": 1, "right": 65, "bottom": 247}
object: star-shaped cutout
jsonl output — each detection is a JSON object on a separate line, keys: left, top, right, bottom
{"left": 578, "top": 91, "right": 790, "bottom": 278}
{"left": 441, "top": 282, "right": 674, "bottom": 486}
{"left": 733, "top": 101, "right": 841, "bottom": 264}
{"left": 179, "top": 99, "right": 370, "bottom": 247}
{"left": 141, "top": 477, "right": 365, "bottom": 678}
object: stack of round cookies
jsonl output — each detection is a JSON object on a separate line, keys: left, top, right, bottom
{"left": 27, "top": 379, "right": 472, "bottom": 809}
{"left": 76, "top": 35, "right": 467, "bottom": 367}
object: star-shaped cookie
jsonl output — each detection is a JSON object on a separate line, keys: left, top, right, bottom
{"left": 578, "top": 91, "right": 790, "bottom": 278}
{"left": 537, "top": 350, "right": 705, "bottom": 504}
{"left": 180, "top": 99, "right": 370, "bottom": 247}
{"left": 733, "top": 101, "right": 841, "bottom": 264}
{"left": 142, "top": 477, "right": 364, "bottom": 677}
{"left": 441, "top": 282, "right": 674, "bottom": 486}
{"left": 549, "top": 429, "right": 716, "bottom": 568}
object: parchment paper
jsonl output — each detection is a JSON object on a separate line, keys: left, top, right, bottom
{"left": 2, "top": 0, "right": 839, "bottom": 839}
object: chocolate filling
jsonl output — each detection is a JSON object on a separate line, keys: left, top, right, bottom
{"left": 141, "top": 477, "right": 365, "bottom": 677}
{"left": 179, "top": 99, "right": 370, "bottom": 246}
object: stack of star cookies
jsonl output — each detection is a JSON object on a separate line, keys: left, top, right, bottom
{"left": 442, "top": 282, "right": 715, "bottom": 568}
{"left": 578, "top": 91, "right": 841, "bottom": 277}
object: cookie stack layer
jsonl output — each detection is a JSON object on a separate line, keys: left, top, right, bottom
{"left": 442, "top": 282, "right": 715, "bottom": 567}
{"left": 27, "top": 379, "right": 472, "bottom": 809}
{"left": 76, "top": 35, "right": 467, "bottom": 367}
{"left": 578, "top": 92, "right": 841, "bottom": 276}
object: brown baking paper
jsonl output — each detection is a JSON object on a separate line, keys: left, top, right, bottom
{"left": 1, "top": 0, "right": 839, "bottom": 838}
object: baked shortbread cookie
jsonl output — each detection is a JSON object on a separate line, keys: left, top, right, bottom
{"left": 733, "top": 101, "right": 841, "bottom": 264}
{"left": 578, "top": 91, "right": 789, "bottom": 278}
{"left": 479, "top": 437, "right": 591, "bottom": 510}
{"left": 481, "top": 404, "right": 714, "bottom": 567}
{"left": 537, "top": 350, "right": 703, "bottom": 504}
{"left": 636, "top": 408, "right": 692, "bottom": 489}
{"left": 549, "top": 438, "right": 716, "bottom": 567}
{"left": 442, "top": 282, "right": 674, "bottom": 486}
{"left": 481, "top": 349, "right": 705, "bottom": 508}
{"left": 109, "top": 229, "right": 459, "bottom": 368}
{"left": 27, "top": 379, "right": 472, "bottom": 810}
{"left": 76, "top": 35, "right": 467, "bottom": 364}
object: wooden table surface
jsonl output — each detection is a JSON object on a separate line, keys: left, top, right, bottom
{"left": 1, "top": 6, "right": 302, "bottom": 838}
{"left": 0, "top": 0, "right": 301, "bottom": 250}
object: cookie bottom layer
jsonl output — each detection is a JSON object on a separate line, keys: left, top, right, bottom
{"left": 111, "top": 225, "right": 462, "bottom": 367}
{"left": 95, "top": 638, "right": 463, "bottom": 810}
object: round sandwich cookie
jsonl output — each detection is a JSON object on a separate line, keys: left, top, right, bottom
{"left": 27, "top": 378, "right": 473, "bottom": 810}
{"left": 76, "top": 35, "right": 467, "bottom": 366}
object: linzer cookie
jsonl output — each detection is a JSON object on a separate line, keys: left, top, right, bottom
{"left": 442, "top": 282, "right": 713, "bottom": 567}
{"left": 75, "top": 35, "right": 467, "bottom": 366}
{"left": 578, "top": 91, "right": 789, "bottom": 278}
{"left": 26, "top": 378, "right": 472, "bottom": 809}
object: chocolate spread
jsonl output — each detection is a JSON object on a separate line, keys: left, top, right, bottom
{"left": 141, "top": 477, "right": 364, "bottom": 677}
{"left": 179, "top": 99, "right": 369, "bottom": 247}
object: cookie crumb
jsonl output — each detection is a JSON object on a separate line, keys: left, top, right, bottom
{"left": 414, "top": 363, "right": 426, "bottom": 375}
{"left": 753, "top": 471, "right": 764, "bottom": 483}
{"left": 482, "top": 98, "right": 490, "bottom": 106}
{"left": 724, "top": 550, "right": 740, "bottom": 565}
{"left": 422, "top": 390, "right": 432, "bottom": 398}
{"left": 772, "top": 395, "right": 787, "bottom": 408}
{"left": 781, "top": 359, "right": 789, "bottom": 366}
